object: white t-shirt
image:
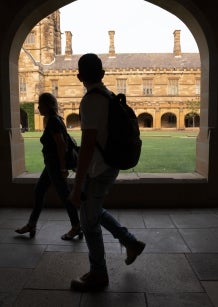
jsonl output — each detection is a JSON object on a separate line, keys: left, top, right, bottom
{"left": 80, "top": 82, "right": 111, "bottom": 177}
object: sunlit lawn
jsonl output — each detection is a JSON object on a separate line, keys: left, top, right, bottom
{"left": 23, "top": 130, "right": 198, "bottom": 173}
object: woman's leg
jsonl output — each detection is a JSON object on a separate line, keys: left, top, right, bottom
{"left": 28, "top": 167, "right": 51, "bottom": 226}
{"left": 45, "top": 156, "right": 80, "bottom": 227}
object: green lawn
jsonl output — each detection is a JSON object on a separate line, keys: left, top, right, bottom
{"left": 23, "top": 130, "right": 198, "bottom": 173}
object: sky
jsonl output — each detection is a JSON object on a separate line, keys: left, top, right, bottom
{"left": 59, "top": 0, "right": 199, "bottom": 54}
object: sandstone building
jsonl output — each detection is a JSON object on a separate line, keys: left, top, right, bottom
{"left": 18, "top": 10, "right": 200, "bottom": 132}
{"left": 2, "top": 0, "right": 218, "bottom": 208}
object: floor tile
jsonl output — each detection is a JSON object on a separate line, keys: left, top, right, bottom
{"left": 42, "top": 208, "right": 70, "bottom": 220}
{"left": 0, "top": 208, "right": 31, "bottom": 220}
{"left": 0, "top": 268, "right": 33, "bottom": 307}
{"left": 23, "top": 252, "right": 203, "bottom": 293}
{"left": 143, "top": 214, "right": 175, "bottom": 228}
{"left": 81, "top": 292, "right": 146, "bottom": 307}
{"left": 0, "top": 219, "right": 44, "bottom": 230}
{"left": 24, "top": 221, "right": 82, "bottom": 245}
{"left": 46, "top": 242, "right": 121, "bottom": 253}
{"left": 0, "top": 244, "right": 46, "bottom": 268}
{"left": 25, "top": 252, "right": 90, "bottom": 289}
{"left": 0, "top": 291, "right": 17, "bottom": 307}
{"left": 45, "top": 243, "right": 88, "bottom": 252}
{"left": 0, "top": 268, "right": 32, "bottom": 291}
{"left": 179, "top": 228, "right": 218, "bottom": 252}
{"left": 1, "top": 207, "right": 218, "bottom": 306}
{"left": 202, "top": 281, "right": 218, "bottom": 307}
{"left": 145, "top": 228, "right": 190, "bottom": 253}
{"left": 170, "top": 213, "right": 218, "bottom": 228}
{"left": 118, "top": 213, "right": 145, "bottom": 228}
{"left": 147, "top": 293, "right": 213, "bottom": 307}
{"left": 186, "top": 253, "right": 218, "bottom": 279}
{"left": 122, "top": 228, "right": 190, "bottom": 253}
{"left": 106, "top": 253, "right": 202, "bottom": 293}
{"left": 14, "top": 289, "right": 81, "bottom": 307}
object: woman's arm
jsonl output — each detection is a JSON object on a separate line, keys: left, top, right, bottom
{"left": 53, "top": 132, "right": 69, "bottom": 176}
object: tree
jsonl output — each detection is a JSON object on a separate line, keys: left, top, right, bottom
{"left": 186, "top": 99, "right": 200, "bottom": 128}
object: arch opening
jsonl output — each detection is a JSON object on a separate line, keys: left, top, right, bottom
{"left": 6, "top": 0, "right": 209, "bottom": 179}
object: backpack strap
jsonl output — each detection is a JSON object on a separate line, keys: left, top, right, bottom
{"left": 86, "top": 88, "right": 126, "bottom": 105}
{"left": 84, "top": 88, "right": 128, "bottom": 161}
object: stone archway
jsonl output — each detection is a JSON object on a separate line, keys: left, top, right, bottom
{"left": 185, "top": 112, "right": 200, "bottom": 128}
{"left": 66, "top": 113, "right": 80, "bottom": 129}
{"left": 138, "top": 112, "right": 153, "bottom": 128}
{"left": 3, "top": 0, "right": 210, "bottom": 178}
{"left": 161, "top": 112, "right": 177, "bottom": 128}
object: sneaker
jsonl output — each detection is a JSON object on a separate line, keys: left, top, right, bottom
{"left": 70, "top": 271, "right": 109, "bottom": 292}
{"left": 125, "top": 240, "right": 145, "bottom": 265}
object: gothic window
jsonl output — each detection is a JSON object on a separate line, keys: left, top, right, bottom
{"left": 19, "top": 76, "right": 26, "bottom": 94}
{"left": 143, "top": 78, "right": 153, "bottom": 95}
{"left": 117, "top": 79, "right": 126, "bottom": 94}
{"left": 168, "top": 79, "right": 178, "bottom": 95}
{"left": 51, "top": 80, "right": 58, "bottom": 97}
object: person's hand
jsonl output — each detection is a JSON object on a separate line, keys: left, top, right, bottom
{"left": 61, "top": 169, "right": 69, "bottom": 178}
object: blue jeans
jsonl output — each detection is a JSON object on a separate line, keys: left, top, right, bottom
{"left": 28, "top": 154, "right": 79, "bottom": 227}
{"left": 80, "top": 167, "right": 137, "bottom": 273}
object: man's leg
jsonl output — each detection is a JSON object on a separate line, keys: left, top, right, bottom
{"left": 100, "top": 208, "right": 145, "bottom": 265}
{"left": 71, "top": 168, "right": 118, "bottom": 291}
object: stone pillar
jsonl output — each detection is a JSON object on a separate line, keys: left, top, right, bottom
{"left": 65, "top": 31, "right": 72, "bottom": 59}
{"left": 179, "top": 106, "right": 185, "bottom": 129}
{"left": 155, "top": 107, "right": 161, "bottom": 129}
{"left": 54, "top": 10, "right": 62, "bottom": 55}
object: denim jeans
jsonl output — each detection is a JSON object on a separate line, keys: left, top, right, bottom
{"left": 80, "top": 167, "right": 137, "bottom": 273}
{"left": 28, "top": 154, "right": 79, "bottom": 227}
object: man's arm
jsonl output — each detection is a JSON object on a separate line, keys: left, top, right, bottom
{"left": 70, "top": 128, "right": 97, "bottom": 207}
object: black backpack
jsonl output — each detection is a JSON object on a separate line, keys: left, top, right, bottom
{"left": 85, "top": 88, "right": 142, "bottom": 170}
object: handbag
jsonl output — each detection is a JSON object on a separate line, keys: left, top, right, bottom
{"left": 56, "top": 116, "right": 79, "bottom": 172}
{"left": 65, "top": 133, "right": 79, "bottom": 171}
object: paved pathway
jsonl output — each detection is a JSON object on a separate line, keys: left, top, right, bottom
{"left": 0, "top": 207, "right": 218, "bottom": 306}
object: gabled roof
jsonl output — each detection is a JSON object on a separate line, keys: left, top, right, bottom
{"left": 42, "top": 53, "right": 200, "bottom": 71}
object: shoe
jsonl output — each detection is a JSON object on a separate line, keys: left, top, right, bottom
{"left": 61, "top": 225, "right": 83, "bottom": 240}
{"left": 71, "top": 271, "right": 109, "bottom": 292}
{"left": 125, "top": 240, "right": 145, "bottom": 265}
{"left": 15, "top": 224, "right": 36, "bottom": 238}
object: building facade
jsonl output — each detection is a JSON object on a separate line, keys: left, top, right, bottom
{"left": 18, "top": 10, "right": 201, "bottom": 132}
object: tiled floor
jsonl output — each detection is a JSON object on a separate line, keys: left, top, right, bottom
{"left": 1, "top": 207, "right": 218, "bottom": 307}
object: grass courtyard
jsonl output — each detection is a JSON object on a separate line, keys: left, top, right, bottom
{"left": 23, "top": 130, "right": 198, "bottom": 173}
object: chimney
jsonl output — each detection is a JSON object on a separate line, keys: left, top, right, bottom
{"left": 108, "top": 30, "right": 115, "bottom": 57}
{"left": 65, "top": 31, "right": 72, "bottom": 59}
{"left": 173, "top": 30, "right": 181, "bottom": 57}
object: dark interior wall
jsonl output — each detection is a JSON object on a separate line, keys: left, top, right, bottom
{"left": 0, "top": 0, "right": 218, "bottom": 208}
